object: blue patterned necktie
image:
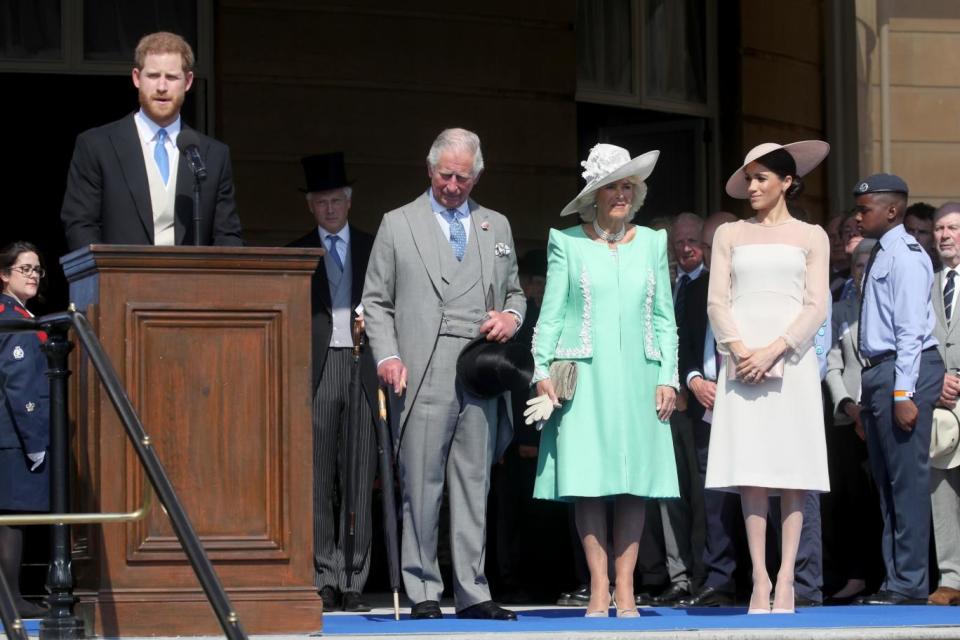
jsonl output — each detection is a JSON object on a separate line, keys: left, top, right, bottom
{"left": 326, "top": 234, "right": 344, "bottom": 271}
{"left": 444, "top": 209, "right": 466, "bottom": 261}
{"left": 154, "top": 128, "right": 170, "bottom": 184}
{"left": 946, "top": 270, "right": 957, "bottom": 325}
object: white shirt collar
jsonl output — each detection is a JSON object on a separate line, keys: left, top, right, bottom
{"left": 134, "top": 109, "right": 182, "bottom": 146}
{"left": 676, "top": 263, "right": 705, "bottom": 282}
{"left": 427, "top": 189, "right": 470, "bottom": 218}
{"left": 318, "top": 224, "right": 350, "bottom": 245}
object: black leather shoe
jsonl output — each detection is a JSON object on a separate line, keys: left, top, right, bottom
{"left": 651, "top": 584, "right": 692, "bottom": 606}
{"left": 855, "top": 590, "right": 927, "bottom": 605}
{"left": 556, "top": 585, "right": 590, "bottom": 606}
{"left": 411, "top": 600, "right": 443, "bottom": 619}
{"left": 794, "top": 595, "right": 822, "bottom": 607}
{"left": 456, "top": 600, "right": 518, "bottom": 621}
{"left": 319, "top": 586, "right": 340, "bottom": 611}
{"left": 677, "top": 586, "right": 735, "bottom": 607}
{"left": 341, "top": 592, "right": 371, "bottom": 612}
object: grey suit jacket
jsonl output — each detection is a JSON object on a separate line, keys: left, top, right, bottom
{"left": 933, "top": 268, "right": 960, "bottom": 373}
{"left": 826, "top": 295, "right": 864, "bottom": 424}
{"left": 362, "top": 193, "right": 525, "bottom": 454}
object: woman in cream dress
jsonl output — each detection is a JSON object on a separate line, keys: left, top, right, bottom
{"left": 706, "top": 141, "right": 831, "bottom": 614}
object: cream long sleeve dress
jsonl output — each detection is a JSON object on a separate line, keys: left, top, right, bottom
{"left": 704, "top": 218, "right": 831, "bottom": 494}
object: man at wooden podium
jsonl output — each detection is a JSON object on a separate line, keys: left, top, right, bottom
{"left": 60, "top": 31, "right": 243, "bottom": 251}
{"left": 287, "top": 153, "right": 378, "bottom": 613}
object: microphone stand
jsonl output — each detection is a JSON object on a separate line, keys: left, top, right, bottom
{"left": 191, "top": 170, "right": 206, "bottom": 247}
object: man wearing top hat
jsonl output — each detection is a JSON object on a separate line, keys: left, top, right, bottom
{"left": 853, "top": 173, "right": 945, "bottom": 605}
{"left": 288, "top": 152, "right": 378, "bottom": 613}
{"left": 927, "top": 201, "right": 960, "bottom": 605}
{"left": 362, "top": 128, "right": 525, "bottom": 621}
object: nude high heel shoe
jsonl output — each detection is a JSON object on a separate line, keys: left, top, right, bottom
{"left": 747, "top": 577, "right": 772, "bottom": 614}
{"left": 611, "top": 593, "right": 639, "bottom": 618}
{"left": 585, "top": 591, "right": 612, "bottom": 617}
{"left": 771, "top": 585, "right": 795, "bottom": 614}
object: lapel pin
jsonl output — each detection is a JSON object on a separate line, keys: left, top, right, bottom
{"left": 480, "top": 221, "right": 490, "bottom": 231}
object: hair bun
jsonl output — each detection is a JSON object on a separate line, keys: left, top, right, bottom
{"left": 786, "top": 176, "right": 805, "bottom": 200}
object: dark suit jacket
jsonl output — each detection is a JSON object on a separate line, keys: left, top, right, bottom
{"left": 60, "top": 113, "right": 244, "bottom": 251}
{"left": 678, "top": 272, "right": 711, "bottom": 422}
{"left": 288, "top": 224, "right": 378, "bottom": 416}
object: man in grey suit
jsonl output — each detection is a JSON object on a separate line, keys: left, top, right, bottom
{"left": 362, "top": 128, "right": 525, "bottom": 621}
{"left": 928, "top": 202, "right": 960, "bottom": 605}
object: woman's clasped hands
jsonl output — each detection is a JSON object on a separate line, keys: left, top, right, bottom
{"left": 732, "top": 338, "right": 787, "bottom": 385}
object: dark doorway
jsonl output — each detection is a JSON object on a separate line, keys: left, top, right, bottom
{"left": 577, "top": 103, "right": 709, "bottom": 226}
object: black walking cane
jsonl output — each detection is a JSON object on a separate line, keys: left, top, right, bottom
{"left": 375, "top": 387, "right": 402, "bottom": 620}
{"left": 341, "top": 317, "right": 364, "bottom": 592}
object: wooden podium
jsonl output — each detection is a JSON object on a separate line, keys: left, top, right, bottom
{"left": 61, "top": 245, "right": 324, "bottom": 636}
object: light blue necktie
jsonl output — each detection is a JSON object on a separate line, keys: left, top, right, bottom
{"left": 326, "top": 234, "right": 344, "bottom": 271}
{"left": 444, "top": 209, "right": 466, "bottom": 261}
{"left": 154, "top": 129, "right": 170, "bottom": 184}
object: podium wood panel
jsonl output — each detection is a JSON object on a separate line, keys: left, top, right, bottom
{"left": 61, "top": 245, "right": 324, "bottom": 636}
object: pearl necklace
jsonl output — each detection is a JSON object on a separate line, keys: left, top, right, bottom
{"left": 593, "top": 218, "right": 626, "bottom": 243}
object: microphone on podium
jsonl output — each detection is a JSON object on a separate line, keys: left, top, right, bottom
{"left": 177, "top": 129, "right": 208, "bottom": 180}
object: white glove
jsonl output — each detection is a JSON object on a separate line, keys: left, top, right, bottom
{"left": 524, "top": 394, "right": 557, "bottom": 430}
{"left": 27, "top": 451, "right": 45, "bottom": 471}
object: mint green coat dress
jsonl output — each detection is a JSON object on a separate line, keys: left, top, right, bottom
{"left": 532, "top": 225, "right": 680, "bottom": 501}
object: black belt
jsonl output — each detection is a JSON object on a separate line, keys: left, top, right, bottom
{"left": 862, "top": 346, "right": 936, "bottom": 370}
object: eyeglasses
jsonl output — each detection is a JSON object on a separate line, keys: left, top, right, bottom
{"left": 10, "top": 265, "right": 45, "bottom": 278}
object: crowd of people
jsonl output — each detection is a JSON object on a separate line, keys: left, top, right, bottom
{"left": 0, "top": 29, "right": 956, "bottom": 624}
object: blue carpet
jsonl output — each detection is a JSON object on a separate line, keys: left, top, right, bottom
{"left": 0, "top": 618, "right": 40, "bottom": 635}
{"left": 322, "top": 606, "right": 960, "bottom": 635}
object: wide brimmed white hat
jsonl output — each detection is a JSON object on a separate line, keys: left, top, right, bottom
{"left": 560, "top": 144, "right": 660, "bottom": 216}
{"left": 931, "top": 407, "right": 960, "bottom": 470}
{"left": 725, "top": 140, "right": 830, "bottom": 199}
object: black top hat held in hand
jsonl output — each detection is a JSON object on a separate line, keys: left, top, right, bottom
{"left": 456, "top": 335, "right": 534, "bottom": 399}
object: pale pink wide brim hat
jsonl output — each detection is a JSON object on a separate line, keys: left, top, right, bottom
{"left": 725, "top": 140, "right": 830, "bottom": 199}
{"left": 560, "top": 144, "right": 660, "bottom": 216}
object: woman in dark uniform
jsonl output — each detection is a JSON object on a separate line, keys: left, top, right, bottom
{"left": 0, "top": 241, "right": 50, "bottom": 618}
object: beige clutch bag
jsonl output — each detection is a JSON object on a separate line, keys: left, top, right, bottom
{"left": 725, "top": 355, "right": 784, "bottom": 382}
{"left": 549, "top": 360, "right": 578, "bottom": 401}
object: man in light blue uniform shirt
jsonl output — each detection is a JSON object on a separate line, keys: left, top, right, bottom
{"left": 854, "top": 173, "right": 944, "bottom": 605}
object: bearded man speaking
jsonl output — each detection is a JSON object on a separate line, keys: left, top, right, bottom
{"left": 60, "top": 31, "right": 243, "bottom": 250}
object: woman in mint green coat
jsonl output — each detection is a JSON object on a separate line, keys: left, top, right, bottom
{"left": 531, "top": 144, "right": 680, "bottom": 617}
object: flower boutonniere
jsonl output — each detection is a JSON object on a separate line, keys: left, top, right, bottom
{"left": 480, "top": 221, "right": 490, "bottom": 231}
{"left": 494, "top": 242, "right": 511, "bottom": 257}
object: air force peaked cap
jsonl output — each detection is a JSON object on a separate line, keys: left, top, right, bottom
{"left": 853, "top": 173, "right": 909, "bottom": 197}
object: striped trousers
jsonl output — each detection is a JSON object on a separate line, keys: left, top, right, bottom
{"left": 313, "top": 348, "right": 377, "bottom": 593}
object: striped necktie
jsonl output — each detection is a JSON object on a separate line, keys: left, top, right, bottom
{"left": 946, "top": 270, "right": 957, "bottom": 325}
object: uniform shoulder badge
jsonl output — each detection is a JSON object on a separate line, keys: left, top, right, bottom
{"left": 907, "top": 243, "right": 923, "bottom": 252}
{"left": 12, "top": 346, "right": 24, "bottom": 360}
